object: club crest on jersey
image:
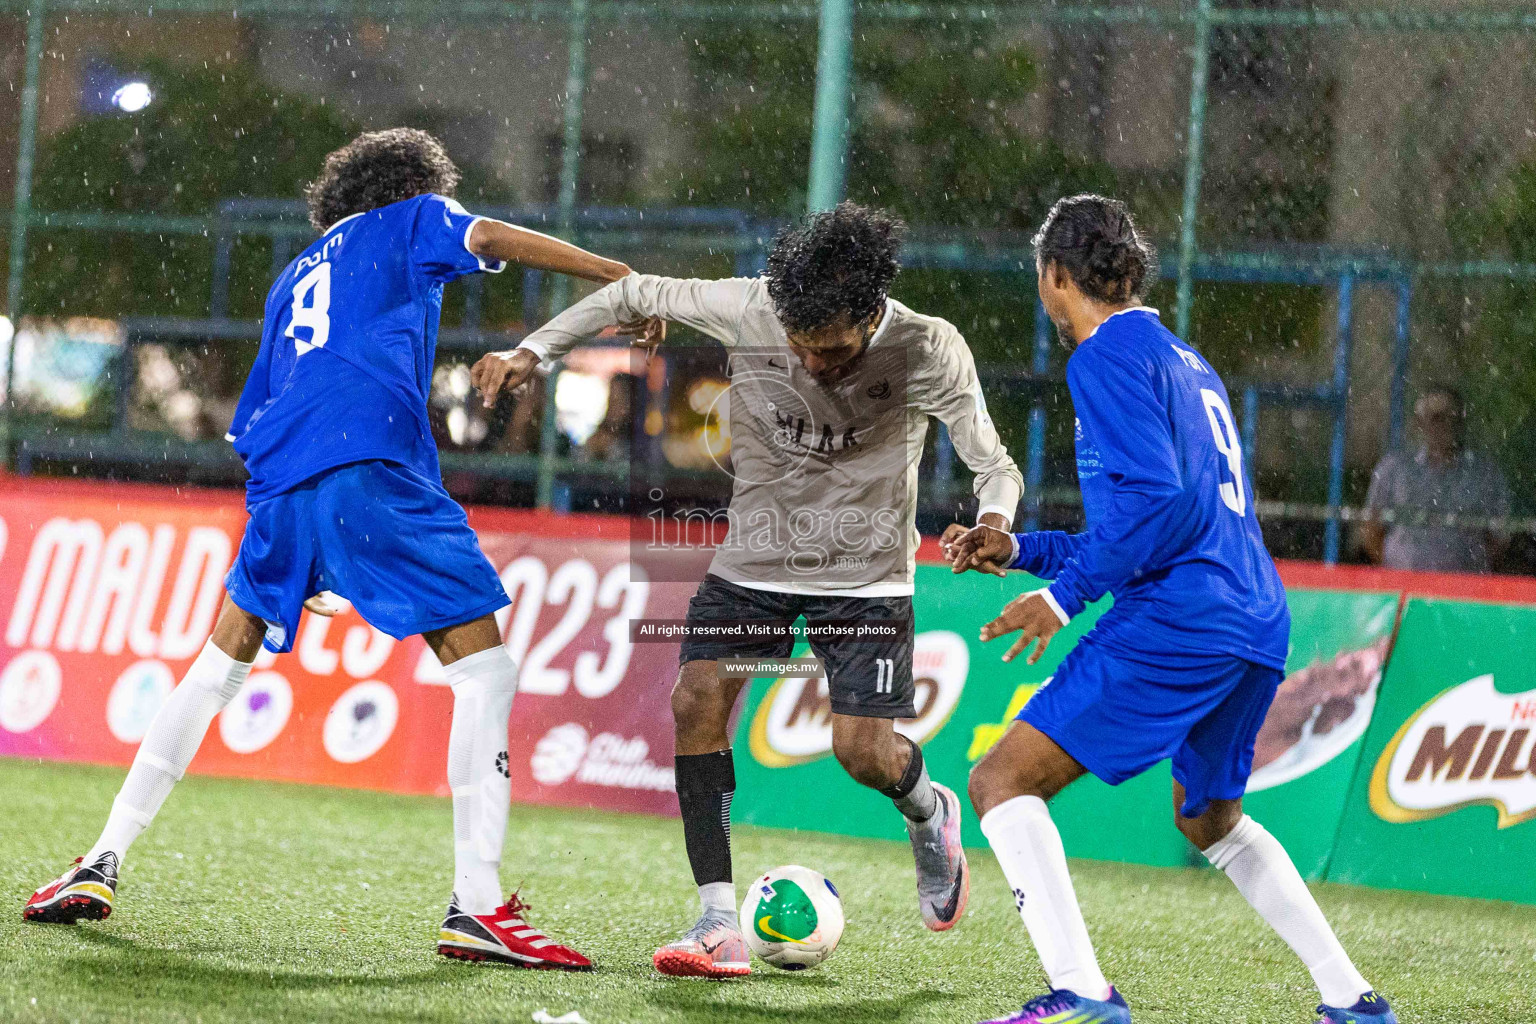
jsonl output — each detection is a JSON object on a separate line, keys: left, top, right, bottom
{"left": 771, "top": 409, "right": 860, "bottom": 454}
{"left": 866, "top": 378, "right": 891, "bottom": 400}
{"left": 1369, "top": 674, "right": 1536, "bottom": 829}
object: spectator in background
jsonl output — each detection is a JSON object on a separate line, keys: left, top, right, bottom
{"left": 1361, "top": 384, "right": 1512, "bottom": 573}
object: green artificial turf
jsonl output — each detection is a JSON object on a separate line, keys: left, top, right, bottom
{"left": 1, "top": 758, "right": 1531, "bottom": 1023}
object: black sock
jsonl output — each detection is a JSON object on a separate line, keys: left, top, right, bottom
{"left": 881, "top": 736, "right": 938, "bottom": 823}
{"left": 674, "top": 749, "right": 736, "bottom": 887}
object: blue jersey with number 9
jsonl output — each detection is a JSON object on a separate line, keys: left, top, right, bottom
{"left": 1013, "top": 307, "right": 1289, "bottom": 669}
{"left": 227, "top": 193, "right": 504, "bottom": 506}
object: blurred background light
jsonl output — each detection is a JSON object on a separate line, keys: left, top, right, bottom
{"left": 110, "top": 81, "right": 153, "bottom": 113}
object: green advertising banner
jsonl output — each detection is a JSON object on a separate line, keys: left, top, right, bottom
{"left": 731, "top": 567, "right": 1128, "bottom": 853}
{"left": 732, "top": 566, "right": 1400, "bottom": 876}
{"left": 1242, "top": 589, "right": 1399, "bottom": 879}
{"left": 1328, "top": 599, "right": 1536, "bottom": 904}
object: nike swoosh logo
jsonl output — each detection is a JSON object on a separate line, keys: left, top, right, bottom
{"left": 767, "top": 359, "right": 787, "bottom": 370}
{"left": 936, "top": 873, "right": 964, "bottom": 921}
{"left": 756, "top": 916, "right": 808, "bottom": 944}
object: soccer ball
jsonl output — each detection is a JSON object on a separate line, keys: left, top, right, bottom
{"left": 739, "top": 865, "right": 845, "bottom": 970}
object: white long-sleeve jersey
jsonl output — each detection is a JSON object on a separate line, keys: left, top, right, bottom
{"left": 519, "top": 274, "right": 1024, "bottom": 597}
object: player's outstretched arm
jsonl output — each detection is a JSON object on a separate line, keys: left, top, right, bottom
{"left": 473, "top": 275, "right": 753, "bottom": 407}
{"left": 467, "top": 218, "right": 631, "bottom": 284}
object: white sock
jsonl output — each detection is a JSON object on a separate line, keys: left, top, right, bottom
{"left": 445, "top": 646, "right": 518, "bottom": 916}
{"left": 980, "top": 796, "right": 1112, "bottom": 1001}
{"left": 84, "top": 640, "right": 252, "bottom": 865}
{"left": 1203, "top": 815, "right": 1371, "bottom": 1008}
{"left": 699, "top": 881, "right": 736, "bottom": 920}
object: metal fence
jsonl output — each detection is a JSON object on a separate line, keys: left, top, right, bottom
{"left": 5, "top": 0, "right": 1536, "bottom": 568}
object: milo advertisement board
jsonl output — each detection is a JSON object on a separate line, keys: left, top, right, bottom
{"left": 1241, "top": 589, "right": 1398, "bottom": 878}
{"left": 732, "top": 565, "right": 1398, "bottom": 875}
{"left": 731, "top": 567, "right": 1116, "bottom": 853}
{"left": 1329, "top": 599, "right": 1536, "bottom": 904}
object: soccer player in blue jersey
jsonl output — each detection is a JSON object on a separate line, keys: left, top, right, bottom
{"left": 945, "top": 196, "right": 1396, "bottom": 1024}
{"left": 23, "top": 129, "right": 650, "bottom": 970}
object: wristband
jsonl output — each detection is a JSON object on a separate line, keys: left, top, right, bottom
{"left": 1036, "top": 587, "right": 1071, "bottom": 626}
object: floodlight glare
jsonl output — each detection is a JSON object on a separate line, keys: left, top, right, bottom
{"left": 111, "top": 82, "right": 153, "bottom": 112}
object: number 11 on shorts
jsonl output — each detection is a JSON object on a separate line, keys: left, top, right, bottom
{"left": 874, "top": 657, "right": 896, "bottom": 694}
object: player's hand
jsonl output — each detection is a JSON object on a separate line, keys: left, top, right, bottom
{"left": 472, "top": 348, "right": 541, "bottom": 408}
{"left": 980, "top": 590, "right": 1064, "bottom": 665}
{"left": 303, "top": 593, "right": 340, "bottom": 617}
{"left": 612, "top": 316, "right": 666, "bottom": 355}
{"left": 939, "top": 523, "right": 969, "bottom": 561}
{"left": 945, "top": 523, "right": 1013, "bottom": 577}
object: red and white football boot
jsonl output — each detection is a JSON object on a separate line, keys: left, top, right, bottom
{"left": 437, "top": 891, "right": 593, "bottom": 971}
{"left": 653, "top": 912, "right": 752, "bottom": 979}
{"left": 23, "top": 852, "right": 119, "bottom": 924}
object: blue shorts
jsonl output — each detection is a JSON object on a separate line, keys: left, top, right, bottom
{"left": 225, "top": 460, "right": 509, "bottom": 653}
{"left": 1018, "top": 639, "right": 1282, "bottom": 818}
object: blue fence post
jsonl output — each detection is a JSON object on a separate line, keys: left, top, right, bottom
{"left": 538, "top": 0, "right": 592, "bottom": 512}
{"left": 463, "top": 273, "right": 484, "bottom": 330}
{"left": 1242, "top": 384, "right": 1259, "bottom": 468}
{"left": 1324, "top": 273, "right": 1355, "bottom": 565}
{"left": 934, "top": 424, "right": 955, "bottom": 503}
{"left": 1024, "top": 298, "right": 1052, "bottom": 531}
{"left": 210, "top": 228, "right": 233, "bottom": 320}
{"left": 1174, "top": 0, "right": 1215, "bottom": 340}
{"left": 270, "top": 235, "right": 293, "bottom": 284}
{"left": 522, "top": 269, "right": 544, "bottom": 328}
{"left": 734, "top": 242, "right": 758, "bottom": 279}
{"left": 1389, "top": 277, "right": 1413, "bottom": 450}
{"left": 3, "top": 0, "right": 45, "bottom": 462}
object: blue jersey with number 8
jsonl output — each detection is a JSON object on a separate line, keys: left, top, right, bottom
{"left": 1012, "top": 307, "right": 1289, "bottom": 669}
{"left": 227, "top": 193, "right": 504, "bottom": 506}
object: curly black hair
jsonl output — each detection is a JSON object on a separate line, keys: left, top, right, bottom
{"left": 305, "top": 128, "right": 461, "bottom": 231}
{"left": 765, "top": 201, "right": 905, "bottom": 332}
{"left": 1033, "top": 194, "right": 1157, "bottom": 304}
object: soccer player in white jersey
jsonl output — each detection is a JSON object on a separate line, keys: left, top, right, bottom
{"left": 24, "top": 129, "right": 655, "bottom": 971}
{"left": 476, "top": 202, "right": 1025, "bottom": 977}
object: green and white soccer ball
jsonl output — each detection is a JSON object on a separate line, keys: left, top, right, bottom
{"left": 739, "top": 865, "right": 845, "bottom": 970}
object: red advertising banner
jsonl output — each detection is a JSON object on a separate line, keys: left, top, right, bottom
{"left": 0, "top": 478, "right": 692, "bottom": 816}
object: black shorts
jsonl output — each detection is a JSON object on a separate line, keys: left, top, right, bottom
{"left": 679, "top": 574, "right": 915, "bottom": 718}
